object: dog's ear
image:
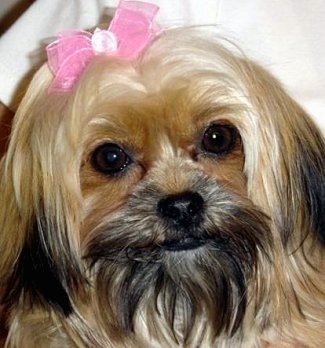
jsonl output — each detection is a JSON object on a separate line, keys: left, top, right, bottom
{"left": 241, "top": 62, "right": 325, "bottom": 245}
{"left": 0, "top": 65, "right": 85, "bottom": 315}
{"left": 291, "top": 111, "right": 325, "bottom": 245}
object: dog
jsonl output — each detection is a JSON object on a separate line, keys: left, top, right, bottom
{"left": 0, "top": 24, "right": 324, "bottom": 347}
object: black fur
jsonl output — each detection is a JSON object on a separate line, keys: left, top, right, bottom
{"left": 2, "top": 217, "right": 80, "bottom": 316}
{"left": 295, "top": 122, "right": 325, "bottom": 244}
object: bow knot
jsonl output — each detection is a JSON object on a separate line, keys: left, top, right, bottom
{"left": 91, "top": 29, "right": 118, "bottom": 54}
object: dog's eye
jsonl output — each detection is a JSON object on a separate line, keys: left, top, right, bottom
{"left": 201, "top": 124, "right": 237, "bottom": 155}
{"left": 91, "top": 143, "right": 131, "bottom": 175}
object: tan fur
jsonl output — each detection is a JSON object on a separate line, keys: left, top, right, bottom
{"left": 0, "top": 27, "right": 324, "bottom": 347}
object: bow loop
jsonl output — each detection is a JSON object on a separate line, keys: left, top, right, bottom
{"left": 109, "top": 2, "right": 159, "bottom": 59}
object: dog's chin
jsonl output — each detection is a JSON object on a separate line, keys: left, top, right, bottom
{"left": 86, "top": 211, "right": 270, "bottom": 345}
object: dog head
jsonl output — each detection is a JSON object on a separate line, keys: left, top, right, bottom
{"left": 0, "top": 27, "right": 324, "bottom": 347}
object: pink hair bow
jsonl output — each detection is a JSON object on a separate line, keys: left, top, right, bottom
{"left": 46, "top": 0, "right": 160, "bottom": 92}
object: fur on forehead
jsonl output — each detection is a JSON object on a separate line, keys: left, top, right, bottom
{"left": 74, "top": 27, "right": 254, "bottom": 119}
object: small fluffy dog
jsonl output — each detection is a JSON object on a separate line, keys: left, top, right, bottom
{"left": 0, "top": 27, "right": 324, "bottom": 347}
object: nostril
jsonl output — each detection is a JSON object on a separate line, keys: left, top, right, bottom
{"left": 187, "top": 195, "right": 204, "bottom": 215}
{"left": 157, "top": 191, "right": 204, "bottom": 227}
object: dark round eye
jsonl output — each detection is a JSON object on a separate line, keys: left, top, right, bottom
{"left": 91, "top": 143, "right": 131, "bottom": 175}
{"left": 202, "top": 124, "right": 237, "bottom": 155}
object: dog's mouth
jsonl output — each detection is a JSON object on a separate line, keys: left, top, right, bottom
{"left": 160, "top": 237, "right": 207, "bottom": 251}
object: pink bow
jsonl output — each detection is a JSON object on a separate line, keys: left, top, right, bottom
{"left": 46, "top": 0, "right": 160, "bottom": 92}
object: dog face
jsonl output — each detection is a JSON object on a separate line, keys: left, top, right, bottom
{"left": 0, "top": 28, "right": 324, "bottom": 347}
{"left": 79, "top": 54, "right": 271, "bottom": 343}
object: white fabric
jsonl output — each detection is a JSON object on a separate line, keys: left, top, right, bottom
{"left": 0, "top": 0, "right": 324, "bottom": 131}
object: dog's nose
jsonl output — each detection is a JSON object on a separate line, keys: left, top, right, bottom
{"left": 157, "top": 191, "right": 204, "bottom": 228}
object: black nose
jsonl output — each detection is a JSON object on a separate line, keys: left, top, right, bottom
{"left": 157, "top": 191, "right": 204, "bottom": 228}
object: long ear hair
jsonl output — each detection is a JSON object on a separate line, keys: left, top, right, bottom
{"left": 238, "top": 61, "right": 325, "bottom": 247}
{"left": 0, "top": 66, "right": 85, "bottom": 316}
